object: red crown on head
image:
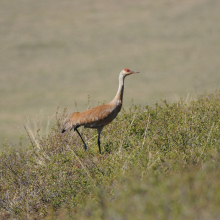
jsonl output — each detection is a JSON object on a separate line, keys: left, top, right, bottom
{"left": 124, "top": 68, "right": 130, "bottom": 72}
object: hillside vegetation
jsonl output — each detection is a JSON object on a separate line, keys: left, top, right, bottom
{"left": 1, "top": 91, "right": 220, "bottom": 219}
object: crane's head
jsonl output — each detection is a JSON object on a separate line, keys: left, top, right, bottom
{"left": 122, "top": 68, "right": 139, "bottom": 76}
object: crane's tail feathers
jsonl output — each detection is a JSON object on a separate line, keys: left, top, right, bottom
{"left": 61, "top": 120, "right": 72, "bottom": 133}
{"left": 61, "top": 112, "right": 79, "bottom": 134}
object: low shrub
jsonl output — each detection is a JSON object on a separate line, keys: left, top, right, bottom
{"left": 1, "top": 91, "right": 220, "bottom": 219}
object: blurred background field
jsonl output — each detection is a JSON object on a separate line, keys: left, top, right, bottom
{"left": 1, "top": 0, "right": 220, "bottom": 146}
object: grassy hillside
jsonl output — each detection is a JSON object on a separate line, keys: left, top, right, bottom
{"left": 1, "top": 0, "right": 220, "bottom": 145}
{"left": 1, "top": 91, "right": 220, "bottom": 219}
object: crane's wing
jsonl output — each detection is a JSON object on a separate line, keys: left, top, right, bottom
{"left": 79, "top": 103, "right": 121, "bottom": 128}
{"left": 62, "top": 102, "right": 122, "bottom": 131}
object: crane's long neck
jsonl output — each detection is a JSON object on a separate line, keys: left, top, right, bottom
{"left": 112, "top": 73, "right": 125, "bottom": 105}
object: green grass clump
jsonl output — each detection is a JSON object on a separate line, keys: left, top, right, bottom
{"left": 1, "top": 91, "right": 220, "bottom": 219}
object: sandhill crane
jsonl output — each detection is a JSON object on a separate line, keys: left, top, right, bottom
{"left": 62, "top": 68, "right": 139, "bottom": 154}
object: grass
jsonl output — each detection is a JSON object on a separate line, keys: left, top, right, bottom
{"left": 1, "top": 0, "right": 220, "bottom": 145}
{"left": 1, "top": 91, "right": 220, "bottom": 219}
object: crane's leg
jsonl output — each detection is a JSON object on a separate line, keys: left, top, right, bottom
{"left": 97, "top": 127, "right": 103, "bottom": 154}
{"left": 74, "top": 125, "right": 87, "bottom": 150}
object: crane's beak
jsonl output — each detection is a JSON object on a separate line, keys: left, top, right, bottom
{"left": 131, "top": 71, "right": 139, "bottom": 74}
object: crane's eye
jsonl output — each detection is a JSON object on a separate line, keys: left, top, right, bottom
{"left": 124, "top": 68, "right": 130, "bottom": 72}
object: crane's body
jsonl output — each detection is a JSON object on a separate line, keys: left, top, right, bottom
{"left": 62, "top": 68, "right": 139, "bottom": 154}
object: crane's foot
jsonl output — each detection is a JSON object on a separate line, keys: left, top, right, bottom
{"left": 83, "top": 143, "right": 87, "bottom": 150}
